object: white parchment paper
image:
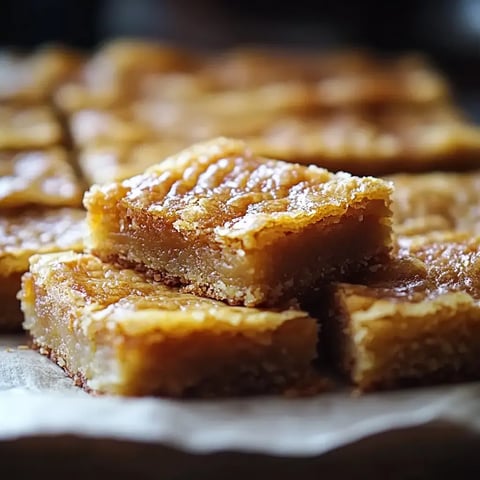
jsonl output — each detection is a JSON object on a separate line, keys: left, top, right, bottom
{"left": 1, "top": 335, "right": 480, "bottom": 456}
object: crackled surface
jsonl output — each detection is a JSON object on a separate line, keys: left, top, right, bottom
{"left": 21, "top": 251, "right": 319, "bottom": 397}
{"left": 0, "top": 149, "right": 83, "bottom": 208}
{"left": 0, "top": 105, "right": 63, "bottom": 149}
{"left": 390, "top": 171, "right": 480, "bottom": 236}
{"left": 328, "top": 232, "right": 480, "bottom": 391}
{"left": 248, "top": 105, "right": 480, "bottom": 175}
{"left": 85, "top": 138, "right": 392, "bottom": 306}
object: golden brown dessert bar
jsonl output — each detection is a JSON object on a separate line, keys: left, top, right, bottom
{"left": 247, "top": 105, "right": 480, "bottom": 176}
{"left": 0, "top": 148, "right": 83, "bottom": 208}
{"left": 0, "top": 105, "right": 63, "bottom": 149}
{"left": 327, "top": 232, "right": 480, "bottom": 391}
{"left": 0, "top": 208, "right": 85, "bottom": 331}
{"left": 78, "top": 141, "right": 188, "bottom": 185}
{"left": 69, "top": 102, "right": 279, "bottom": 147}
{"left": 21, "top": 251, "right": 319, "bottom": 397}
{"left": 54, "top": 40, "right": 197, "bottom": 113}
{"left": 84, "top": 137, "right": 393, "bottom": 307}
{"left": 201, "top": 50, "right": 449, "bottom": 105}
{"left": 0, "top": 46, "right": 83, "bottom": 104}
{"left": 389, "top": 171, "right": 480, "bottom": 236}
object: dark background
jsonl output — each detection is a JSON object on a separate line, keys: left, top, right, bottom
{"left": 1, "top": 0, "right": 479, "bottom": 116}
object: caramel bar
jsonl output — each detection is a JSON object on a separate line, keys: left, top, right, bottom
{"left": 21, "top": 251, "right": 319, "bottom": 397}
{"left": 84, "top": 137, "right": 393, "bottom": 307}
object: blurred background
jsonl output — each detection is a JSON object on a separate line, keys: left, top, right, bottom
{"left": 1, "top": 0, "right": 479, "bottom": 115}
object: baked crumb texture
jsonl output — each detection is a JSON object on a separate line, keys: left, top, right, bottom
{"left": 84, "top": 137, "right": 393, "bottom": 307}
{"left": 0, "top": 209, "right": 85, "bottom": 331}
{"left": 21, "top": 251, "right": 319, "bottom": 397}
{"left": 327, "top": 232, "right": 480, "bottom": 391}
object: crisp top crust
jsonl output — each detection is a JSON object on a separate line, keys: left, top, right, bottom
{"left": 343, "top": 232, "right": 480, "bottom": 303}
{"left": 390, "top": 171, "right": 480, "bottom": 236}
{"left": 27, "top": 251, "right": 308, "bottom": 335}
{"left": 84, "top": 138, "right": 392, "bottom": 244}
{"left": 0, "top": 149, "right": 83, "bottom": 208}
{"left": 0, "top": 208, "right": 85, "bottom": 274}
{"left": 248, "top": 105, "right": 480, "bottom": 162}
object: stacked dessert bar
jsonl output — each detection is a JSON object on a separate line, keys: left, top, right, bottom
{"left": 1, "top": 39, "right": 480, "bottom": 396}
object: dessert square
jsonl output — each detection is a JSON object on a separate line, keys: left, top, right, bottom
{"left": 54, "top": 40, "right": 196, "bottom": 113}
{"left": 79, "top": 141, "right": 187, "bottom": 185}
{"left": 0, "top": 148, "right": 83, "bottom": 208}
{"left": 21, "top": 251, "right": 319, "bottom": 397}
{"left": 0, "top": 105, "right": 63, "bottom": 149}
{"left": 327, "top": 232, "right": 480, "bottom": 391}
{"left": 69, "top": 103, "right": 278, "bottom": 147}
{"left": 84, "top": 137, "right": 393, "bottom": 307}
{"left": 0, "top": 208, "right": 85, "bottom": 331}
{"left": 389, "top": 171, "right": 480, "bottom": 236}
{"left": 247, "top": 105, "right": 480, "bottom": 176}
{"left": 201, "top": 50, "right": 449, "bottom": 105}
{"left": 0, "top": 46, "right": 83, "bottom": 104}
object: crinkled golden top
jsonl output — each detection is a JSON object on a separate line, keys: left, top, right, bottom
{"left": 248, "top": 105, "right": 480, "bottom": 165}
{"left": 343, "top": 232, "right": 480, "bottom": 302}
{"left": 389, "top": 171, "right": 480, "bottom": 236}
{"left": 0, "top": 149, "right": 83, "bottom": 208}
{"left": 27, "top": 251, "right": 309, "bottom": 335}
{"left": 0, "top": 208, "right": 85, "bottom": 274}
{"left": 85, "top": 138, "right": 392, "bottom": 248}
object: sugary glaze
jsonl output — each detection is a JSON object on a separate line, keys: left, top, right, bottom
{"left": 0, "top": 208, "right": 85, "bottom": 275}
{"left": 79, "top": 141, "right": 188, "bottom": 184}
{"left": 248, "top": 105, "right": 480, "bottom": 175}
{"left": 0, "top": 105, "right": 63, "bottom": 149}
{"left": 0, "top": 148, "right": 83, "bottom": 208}
{"left": 21, "top": 252, "right": 319, "bottom": 397}
{"left": 389, "top": 171, "right": 480, "bottom": 236}
{"left": 0, "top": 45, "right": 83, "bottom": 103}
{"left": 85, "top": 137, "right": 392, "bottom": 249}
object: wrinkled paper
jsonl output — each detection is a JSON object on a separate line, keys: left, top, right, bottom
{"left": 1, "top": 334, "right": 480, "bottom": 456}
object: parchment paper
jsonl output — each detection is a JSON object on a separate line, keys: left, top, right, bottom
{"left": 1, "top": 334, "right": 480, "bottom": 457}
